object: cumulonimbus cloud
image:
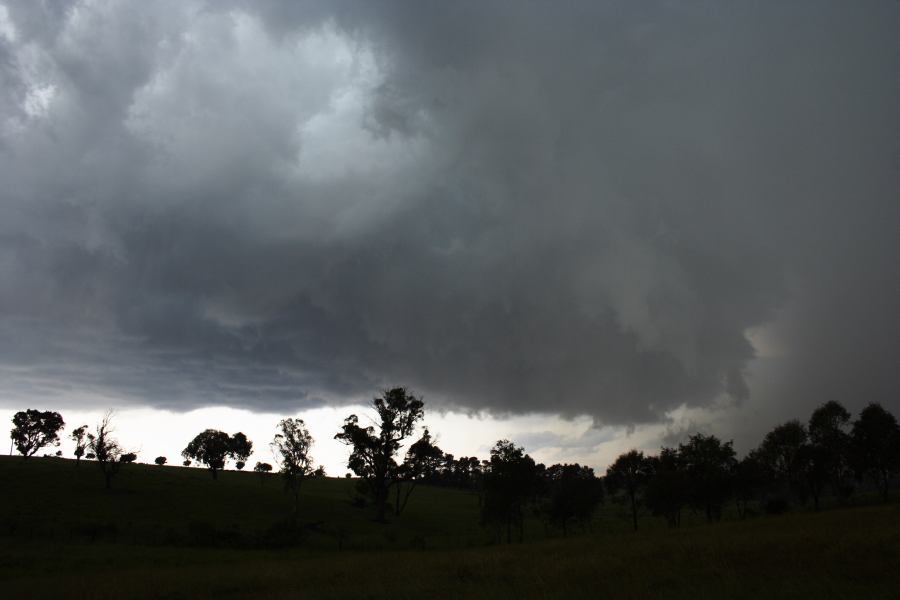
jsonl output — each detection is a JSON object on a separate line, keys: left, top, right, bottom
{"left": 0, "top": 1, "right": 897, "bottom": 427}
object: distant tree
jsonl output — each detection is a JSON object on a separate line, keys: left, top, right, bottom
{"left": 87, "top": 412, "right": 124, "bottom": 489}
{"left": 851, "top": 403, "right": 900, "bottom": 502}
{"left": 10, "top": 409, "right": 65, "bottom": 458}
{"left": 481, "top": 440, "right": 539, "bottom": 543}
{"left": 645, "top": 448, "right": 687, "bottom": 527}
{"left": 119, "top": 452, "right": 137, "bottom": 464}
{"left": 85, "top": 452, "right": 96, "bottom": 460}
{"left": 182, "top": 459, "right": 191, "bottom": 467}
{"left": 182, "top": 429, "right": 248, "bottom": 479}
{"left": 230, "top": 432, "right": 253, "bottom": 467}
{"left": 154, "top": 456, "right": 167, "bottom": 466}
{"left": 605, "top": 450, "right": 652, "bottom": 531}
{"left": 235, "top": 461, "right": 246, "bottom": 471}
{"left": 394, "top": 428, "right": 444, "bottom": 516}
{"left": 312, "top": 465, "right": 327, "bottom": 478}
{"left": 733, "top": 450, "right": 766, "bottom": 518}
{"left": 756, "top": 420, "right": 810, "bottom": 505}
{"left": 254, "top": 461, "right": 273, "bottom": 485}
{"left": 272, "top": 418, "right": 315, "bottom": 517}
{"left": 335, "top": 387, "right": 425, "bottom": 522}
{"left": 678, "top": 434, "right": 737, "bottom": 521}
{"left": 807, "top": 401, "right": 853, "bottom": 507}
{"left": 70, "top": 425, "right": 89, "bottom": 465}
{"left": 541, "top": 463, "right": 604, "bottom": 535}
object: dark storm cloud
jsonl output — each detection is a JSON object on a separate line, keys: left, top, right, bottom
{"left": 0, "top": 1, "right": 897, "bottom": 425}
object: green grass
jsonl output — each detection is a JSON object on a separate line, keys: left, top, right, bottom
{"left": 1, "top": 456, "right": 899, "bottom": 598}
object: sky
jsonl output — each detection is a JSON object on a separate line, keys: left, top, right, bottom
{"left": 1, "top": 1, "right": 898, "bottom": 475}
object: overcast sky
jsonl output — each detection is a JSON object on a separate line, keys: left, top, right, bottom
{"left": 1, "top": 1, "right": 898, "bottom": 473}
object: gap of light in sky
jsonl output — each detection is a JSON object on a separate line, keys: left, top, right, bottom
{"left": 1, "top": 404, "right": 674, "bottom": 476}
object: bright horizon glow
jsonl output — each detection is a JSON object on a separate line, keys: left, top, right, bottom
{"left": 1, "top": 404, "right": 678, "bottom": 476}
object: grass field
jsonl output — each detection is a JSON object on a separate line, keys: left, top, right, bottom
{"left": 2, "top": 455, "right": 899, "bottom": 598}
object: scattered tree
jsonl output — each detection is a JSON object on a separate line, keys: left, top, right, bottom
{"left": 807, "top": 400, "right": 853, "bottom": 507}
{"left": 645, "top": 448, "right": 687, "bottom": 527}
{"left": 181, "top": 430, "right": 251, "bottom": 479}
{"left": 605, "top": 450, "right": 652, "bottom": 531}
{"left": 851, "top": 403, "right": 900, "bottom": 502}
{"left": 394, "top": 428, "right": 444, "bottom": 516}
{"left": 230, "top": 432, "right": 253, "bottom": 467}
{"left": 482, "top": 440, "right": 539, "bottom": 543}
{"left": 540, "top": 463, "right": 604, "bottom": 535}
{"left": 119, "top": 452, "right": 137, "bottom": 464}
{"left": 272, "top": 418, "right": 315, "bottom": 517}
{"left": 154, "top": 456, "right": 167, "bottom": 466}
{"left": 335, "top": 387, "right": 425, "bottom": 522}
{"left": 678, "top": 434, "right": 737, "bottom": 522}
{"left": 756, "top": 420, "right": 810, "bottom": 506}
{"left": 87, "top": 412, "right": 124, "bottom": 489}
{"left": 10, "top": 409, "right": 65, "bottom": 458}
{"left": 70, "top": 425, "right": 89, "bottom": 465}
{"left": 182, "top": 459, "right": 191, "bottom": 467}
{"left": 254, "top": 461, "right": 273, "bottom": 485}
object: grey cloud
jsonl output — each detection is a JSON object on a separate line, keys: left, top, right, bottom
{"left": 0, "top": 1, "right": 898, "bottom": 432}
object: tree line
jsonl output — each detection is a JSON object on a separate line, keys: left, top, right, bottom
{"left": 8, "top": 393, "right": 900, "bottom": 541}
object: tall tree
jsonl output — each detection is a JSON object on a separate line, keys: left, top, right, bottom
{"left": 272, "top": 418, "right": 315, "bottom": 517}
{"left": 87, "top": 412, "right": 124, "bottom": 489}
{"left": 605, "top": 450, "right": 652, "bottom": 531}
{"left": 254, "top": 461, "right": 273, "bottom": 485}
{"left": 807, "top": 401, "right": 853, "bottom": 507}
{"left": 70, "top": 425, "right": 89, "bottom": 465}
{"left": 678, "top": 434, "right": 737, "bottom": 522}
{"left": 644, "top": 448, "right": 687, "bottom": 527}
{"left": 756, "top": 420, "right": 810, "bottom": 505}
{"left": 10, "top": 409, "right": 65, "bottom": 458}
{"left": 182, "top": 429, "right": 248, "bottom": 479}
{"left": 541, "top": 463, "right": 604, "bottom": 536}
{"left": 732, "top": 450, "right": 766, "bottom": 518}
{"left": 851, "top": 403, "right": 900, "bottom": 502}
{"left": 230, "top": 432, "right": 253, "bottom": 469}
{"left": 481, "top": 440, "right": 539, "bottom": 543}
{"left": 334, "top": 387, "right": 425, "bottom": 522}
{"left": 394, "top": 428, "right": 443, "bottom": 516}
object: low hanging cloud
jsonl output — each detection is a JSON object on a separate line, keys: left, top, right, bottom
{"left": 0, "top": 1, "right": 897, "bottom": 428}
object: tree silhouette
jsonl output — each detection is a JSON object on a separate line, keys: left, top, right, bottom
{"left": 645, "top": 447, "right": 687, "bottom": 527}
{"left": 678, "top": 434, "right": 737, "bottom": 522}
{"left": 851, "top": 403, "right": 900, "bottom": 502}
{"left": 70, "top": 425, "right": 89, "bottom": 465}
{"left": 87, "top": 412, "right": 124, "bottom": 489}
{"left": 756, "top": 420, "right": 810, "bottom": 506}
{"left": 605, "top": 450, "right": 651, "bottom": 531}
{"left": 254, "top": 461, "right": 273, "bottom": 485}
{"left": 119, "top": 452, "right": 137, "bottom": 464}
{"left": 230, "top": 432, "right": 253, "bottom": 468}
{"left": 541, "top": 463, "right": 604, "bottom": 535}
{"left": 807, "top": 401, "right": 853, "bottom": 508}
{"left": 272, "top": 418, "right": 315, "bottom": 517}
{"left": 394, "top": 428, "right": 443, "bottom": 516}
{"left": 335, "top": 387, "right": 425, "bottom": 522}
{"left": 482, "top": 440, "right": 538, "bottom": 543}
{"left": 182, "top": 430, "right": 250, "bottom": 479}
{"left": 10, "top": 409, "right": 65, "bottom": 458}
{"left": 733, "top": 451, "right": 766, "bottom": 518}
{"left": 154, "top": 456, "right": 167, "bottom": 466}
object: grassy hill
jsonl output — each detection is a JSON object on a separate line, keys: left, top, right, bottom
{"left": 1, "top": 455, "right": 899, "bottom": 598}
